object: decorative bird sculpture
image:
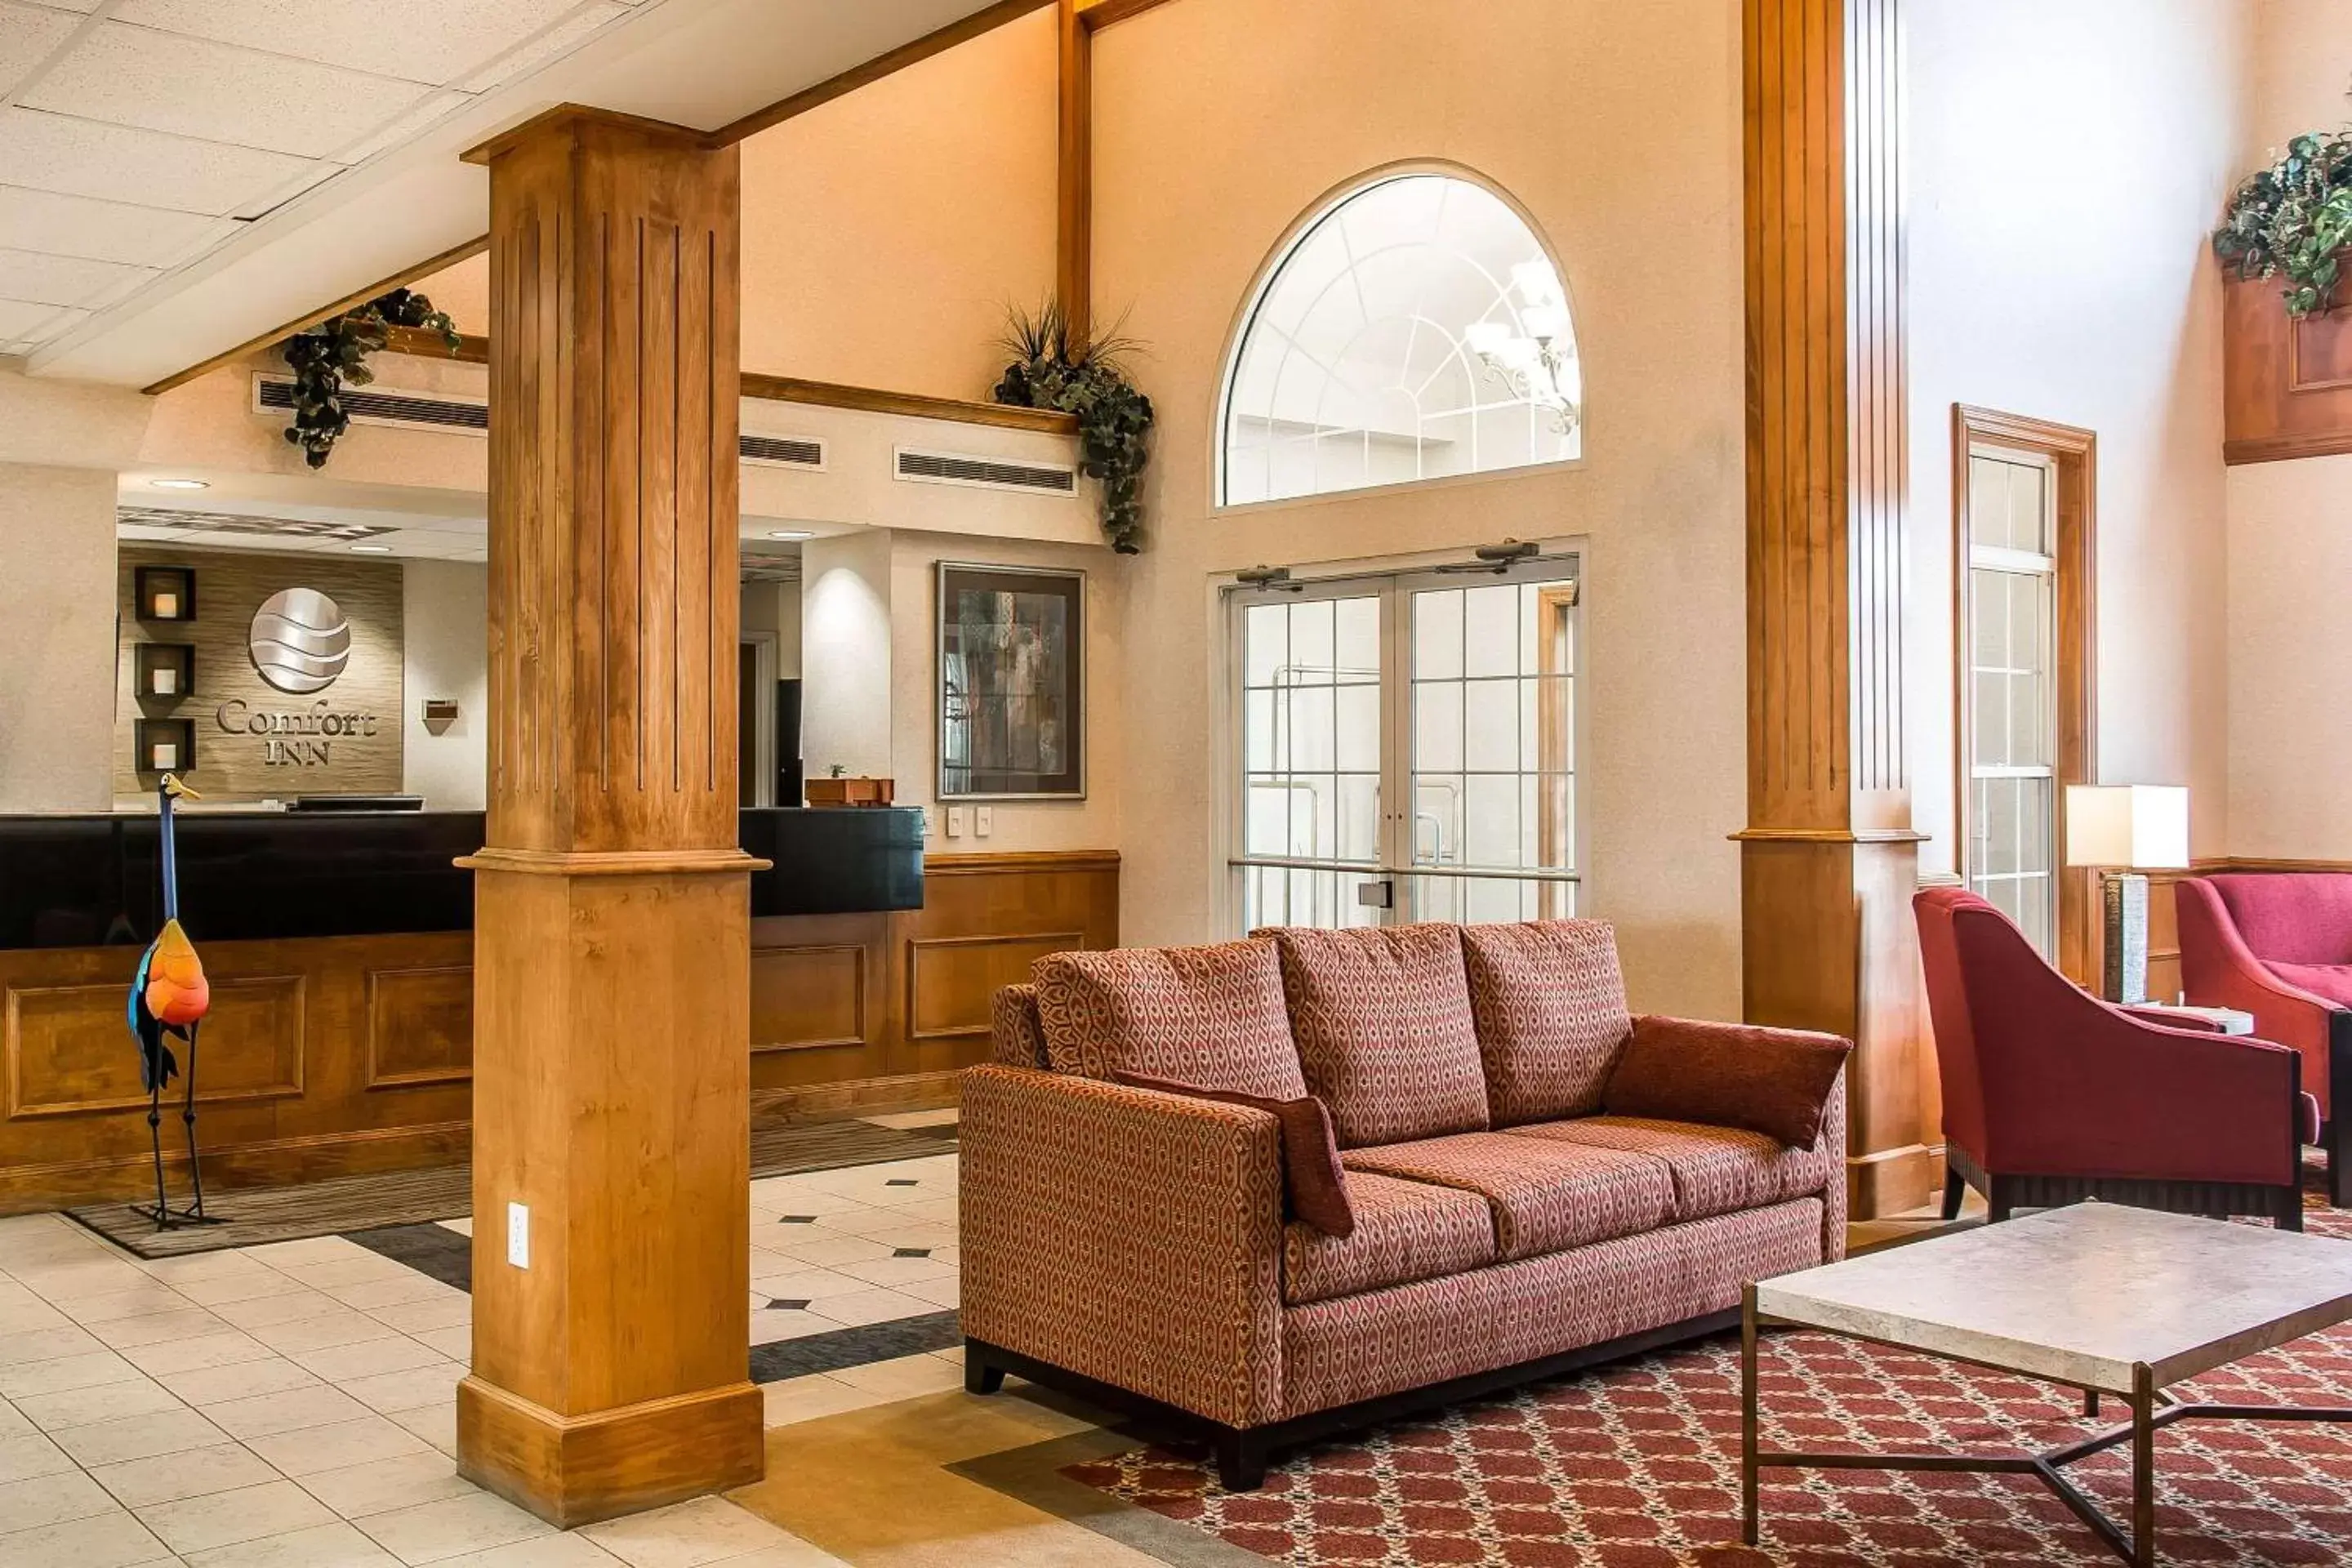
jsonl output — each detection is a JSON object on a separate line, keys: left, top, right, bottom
{"left": 127, "top": 774, "right": 217, "bottom": 1227}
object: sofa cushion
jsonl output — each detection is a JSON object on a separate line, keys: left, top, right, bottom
{"left": 1263, "top": 924, "right": 1490, "bottom": 1147}
{"left": 991, "top": 984, "right": 1049, "bottom": 1068}
{"left": 1602, "top": 1015, "right": 1851, "bottom": 1148}
{"left": 1341, "top": 1131, "right": 1672, "bottom": 1260}
{"left": 1031, "top": 941, "right": 1307, "bottom": 1101}
{"left": 1505, "top": 1116, "right": 1837, "bottom": 1223}
{"left": 1282, "top": 1171, "right": 1495, "bottom": 1306}
{"left": 2267, "top": 961, "right": 2352, "bottom": 1009}
{"left": 1116, "top": 1071, "right": 1353, "bottom": 1236}
{"left": 1459, "top": 919, "right": 1633, "bottom": 1124}
{"left": 2208, "top": 873, "right": 2352, "bottom": 967}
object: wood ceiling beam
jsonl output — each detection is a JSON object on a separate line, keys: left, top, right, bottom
{"left": 1058, "top": 0, "right": 1093, "bottom": 344}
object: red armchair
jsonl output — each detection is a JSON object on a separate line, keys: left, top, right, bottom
{"left": 1914, "top": 888, "right": 2307, "bottom": 1228}
{"left": 2176, "top": 873, "right": 2352, "bottom": 1205}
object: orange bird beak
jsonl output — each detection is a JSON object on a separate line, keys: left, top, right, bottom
{"left": 145, "top": 920, "right": 210, "bottom": 1027}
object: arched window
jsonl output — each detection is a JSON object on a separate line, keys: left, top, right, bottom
{"left": 1219, "top": 171, "right": 1579, "bottom": 507}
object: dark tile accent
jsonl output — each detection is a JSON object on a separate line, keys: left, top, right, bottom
{"left": 893, "top": 1247, "right": 932, "bottom": 1258}
{"left": 767, "top": 1298, "right": 812, "bottom": 1312}
{"left": 885, "top": 1178, "right": 920, "bottom": 1187}
{"left": 778, "top": 1215, "right": 817, "bottom": 1223}
{"left": 749, "top": 1310, "right": 960, "bottom": 1381}
{"left": 346, "top": 1222, "right": 471, "bottom": 1292}
{"left": 907, "top": 1123, "right": 961, "bottom": 1142}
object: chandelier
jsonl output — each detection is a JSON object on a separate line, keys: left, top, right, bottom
{"left": 1464, "top": 261, "right": 1579, "bottom": 435}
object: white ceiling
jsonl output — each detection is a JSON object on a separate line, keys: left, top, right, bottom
{"left": 6, "top": 0, "right": 1014, "bottom": 383}
{"left": 0, "top": 0, "right": 657, "bottom": 358}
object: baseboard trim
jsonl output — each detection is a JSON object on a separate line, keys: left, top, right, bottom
{"left": 0, "top": 1121, "right": 472, "bottom": 1217}
{"left": 751, "top": 1069, "right": 962, "bottom": 1123}
{"left": 1846, "top": 1143, "right": 1943, "bottom": 1221}
{"left": 456, "top": 1375, "right": 764, "bottom": 1528}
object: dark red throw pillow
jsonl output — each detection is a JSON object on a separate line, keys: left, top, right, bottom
{"left": 1114, "top": 1071, "right": 1355, "bottom": 1237}
{"left": 1601, "top": 1015, "right": 1851, "bottom": 1149}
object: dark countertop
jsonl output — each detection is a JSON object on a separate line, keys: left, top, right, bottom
{"left": 0, "top": 807, "right": 924, "bottom": 950}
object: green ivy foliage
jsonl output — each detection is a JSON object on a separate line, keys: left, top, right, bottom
{"left": 991, "top": 300, "right": 1155, "bottom": 554}
{"left": 281, "top": 287, "right": 460, "bottom": 469}
{"left": 2216, "top": 131, "right": 2352, "bottom": 318}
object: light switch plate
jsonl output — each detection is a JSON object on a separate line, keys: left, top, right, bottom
{"left": 947, "top": 806, "right": 966, "bottom": 837}
{"left": 506, "top": 1202, "right": 529, "bottom": 1269}
{"left": 975, "top": 806, "right": 993, "bottom": 838}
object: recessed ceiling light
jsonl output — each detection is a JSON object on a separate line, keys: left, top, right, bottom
{"left": 350, "top": 544, "right": 394, "bottom": 554}
{"left": 149, "top": 478, "right": 208, "bottom": 491}
{"left": 766, "top": 529, "right": 815, "bottom": 541}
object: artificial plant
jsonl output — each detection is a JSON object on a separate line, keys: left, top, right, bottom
{"left": 2215, "top": 131, "right": 2352, "bottom": 318}
{"left": 281, "top": 287, "right": 461, "bottom": 468}
{"left": 991, "top": 300, "right": 1156, "bottom": 554}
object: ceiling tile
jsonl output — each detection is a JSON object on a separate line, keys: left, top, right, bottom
{"left": 23, "top": 21, "right": 435, "bottom": 158}
{"left": 0, "top": 106, "right": 314, "bottom": 215}
{"left": 326, "top": 87, "right": 468, "bottom": 166}
{"left": 15, "top": 0, "right": 99, "bottom": 11}
{"left": 0, "top": 185, "right": 237, "bottom": 266}
{"left": 230, "top": 158, "right": 338, "bottom": 222}
{"left": 111, "top": 0, "right": 584, "bottom": 87}
{"left": 0, "top": 1, "right": 78, "bottom": 96}
{"left": 0, "top": 296, "right": 60, "bottom": 335}
{"left": 459, "top": 2, "right": 626, "bottom": 93}
{"left": 0, "top": 245, "right": 149, "bottom": 306}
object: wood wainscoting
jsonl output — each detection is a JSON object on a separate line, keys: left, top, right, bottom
{"left": 2225, "top": 266, "right": 2352, "bottom": 465}
{"left": 0, "top": 850, "right": 1116, "bottom": 1214}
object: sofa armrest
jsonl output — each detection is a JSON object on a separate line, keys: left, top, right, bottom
{"left": 959, "top": 1063, "right": 1287, "bottom": 1428}
{"left": 2118, "top": 1004, "right": 2227, "bottom": 1032}
{"left": 2176, "top": 878, "right": 2342, "bottom": 1067}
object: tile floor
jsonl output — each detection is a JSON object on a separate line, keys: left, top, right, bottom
{"left": 0, "top": 1112, "right": 966, "bottom": 1567}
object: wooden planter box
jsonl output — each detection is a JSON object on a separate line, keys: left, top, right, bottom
{"left": 2225, "top": 261, "right": 2352, "bottom": 463}
{"left": 804, "top": 776, "right": 894, "bottom": 808}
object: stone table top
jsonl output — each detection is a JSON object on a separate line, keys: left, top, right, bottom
{"left": 1755, "top": 1202, "right": 2352, "bottom": 1393}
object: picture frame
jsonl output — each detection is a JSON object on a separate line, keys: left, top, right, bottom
{"left": 937, "top": 562, "right": 1085, "bottom": 800}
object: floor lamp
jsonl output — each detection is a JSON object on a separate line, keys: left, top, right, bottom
{"left": 2065, "top": 784, "right": 2190, "bottom": 1004}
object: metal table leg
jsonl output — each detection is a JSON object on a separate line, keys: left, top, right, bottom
{"left": 2132, "top": 1363, "right": 2155, "bottom": 1566}
{"left": 1741, "top": 1284, "right": 1759, "bottom": 1548}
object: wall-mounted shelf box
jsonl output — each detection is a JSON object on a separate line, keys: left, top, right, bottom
{"left": 134, "top": 718, "right": 195, "bottom": 775}
{"left": 135, "top": 643, "right": 195, "bottom": 700}
{"left": 134, "top": 565, "right": 197, "bottom": 622}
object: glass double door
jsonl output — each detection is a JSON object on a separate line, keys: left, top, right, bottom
{"left": 1228, "top": 564, "right": 1580, "bottom": 933}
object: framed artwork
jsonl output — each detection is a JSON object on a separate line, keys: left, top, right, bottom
{"left": 937, "top": 563, "right": 1085, "bottom": 800}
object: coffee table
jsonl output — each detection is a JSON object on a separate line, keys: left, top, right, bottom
{"left": 1741, "top": 1202, "right": 2352, "bottom": 1566}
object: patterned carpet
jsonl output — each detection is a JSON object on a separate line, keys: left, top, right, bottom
{"left": 1062, "top": 1186, "right": 2352, "bottom": 1566}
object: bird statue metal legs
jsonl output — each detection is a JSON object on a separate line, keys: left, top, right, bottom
{"left": 127, "top": 775, "right": 220, "bottom": 1230}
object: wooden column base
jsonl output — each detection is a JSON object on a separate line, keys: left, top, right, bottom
{"left": 456, "top": 1374, "right": 764, "bottom": 1528}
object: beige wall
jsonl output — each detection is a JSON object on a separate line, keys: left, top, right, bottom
{"left": 402, "top": 559, "right": 488, "bottom": 811}
{"left": 0, "top": 462, "right": 118, "bottom": 812}
{"left": 2224, "top": 2, "right": 2352, "bottom": 860}
{"left": 800, "top": 529, "right": 897, "bottom": 786}
{"left": 1091, "top": 0, "right": 1748, "bottom": 1017}
{"left": 1906, "top": 0, "right": 2252, "bottom": 872}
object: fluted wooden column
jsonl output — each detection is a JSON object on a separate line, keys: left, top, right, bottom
{"left": 454, "top": 105, "right": 764, "bottom": 1526}
{"left": 1739, "top": 0, "right": 1936, "bottom": 1220}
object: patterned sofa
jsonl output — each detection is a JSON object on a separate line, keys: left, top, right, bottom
{"left": 959, "top": 920, "right": 1848, "bottom": 1490}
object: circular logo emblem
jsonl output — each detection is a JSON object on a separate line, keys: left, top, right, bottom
{"left": 249, "top": 587, "right": 350, "bottom": 694}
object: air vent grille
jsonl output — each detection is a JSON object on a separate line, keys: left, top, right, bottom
{"left": 894, "top": 448, "right": 1077, "bottom": 496}
{"left": 256, "top": 376, "right": 489, "bottom": 432}
{"left": 742, "top": 434, "right": 825, "bottom": 469}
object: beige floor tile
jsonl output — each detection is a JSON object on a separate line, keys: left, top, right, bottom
{"left": 795, "top": 1209, "right": 910, "bottom": 1239}
{"left": 826, "top": 1354, "right": 965, "bottom": 1401}
{"left": 412, "top": 1328, "right": 471, "bottom": 1362}
{"left": 251, "top": 1310, "right": 404, "bottom": 1356}
{"left": 325, "top": 1277, "right": 457, "bottom": 1313}
{"left": 90, "top": 1310, "right": 229, "bottom": 1351}
{"left": 432, "top": 1535, "right": 625, "bottom": 1566}
{"left": 51, "top": 1405, "right": 225, "bottom": 1467}
{"left": 0, "top": 1325, "right": 106, "bottom": 1366}
{"left": 828, "top": 1255, "right": 954, "bottom": 1290}
{"left": 767, "top": 1236, "right": 891, "bottom": 1268}
{"left": 14, "top": 1258, "right": 153, "bottom": 1302}
{"left": 757, "top": 1376, "right": 891, "bottom": 1429}
{"left": 140, "top": 1477, "right": 337, "bottom": 1553}
{"left": 881, "top": 1197, "right": 960, "bottom": 1227}
{"left": 89, "top": 1440, "right": 283, "bottom": 1508}
{"left": 0, "top": 1429, "right": 77, "bottom": 1484}
{"left": 0, "top": 1348, "right": 145, "bottom": 1399}
{"left": 340, "top": 1361, "right": 465, "bottom": 1414}
{"left": 366, "top": 1298, "right": 470, "bottom": 1336}
{"left": 579, "top": 1495, "right": 795, "bottom": 1568}
{"left": 745, "top": 1187, "right": 870, "bottom": 1218}
{"left": 0, "top": 1504, "right": 173, "bottom": 1568}
{"left": 0, "top": 1396, "right": 33, "bottom": 1437}
{"left": 158, "top": 1354, "right": 322, "bottom": 1406}
{"left": 140, "top": 1252, "right": 278, "bottom": 1285}
{"left": 58, "top": 1284, "right": 196, "bottom": 1326}
{"left": 899, "top": 1276, "right": 959, "bottom": 1310}
{"left": 297, "top": 1450, "right": 478, "bottom": 1518}
{"left": 688, "top": 1547, "right": 847, "bottom": 1568}
{"left": 0, "top": 1297, "right": 73, "bottom": 1335}
{"left": 172, "top": 1272, "right": 318, "bottom": 1308}
{"left": 14, "top": 1373, "right": 183, "bottom": 1432}
{"left": 800, "top": 1288, "right": 933, "bottom": 1329}
{"left": 436, "top": 1220, "right": 473, "bottom": 1239}
{"left": 858, "top": 1108, "right": 959, "bottom": 1130}
{"left": 294, "top": 1335, "right": 448, "bottom": 1383}
{"left": 860, "top": 1223, "right": 957, "bottom": 1253}
{"left": 273, "top": 1258, "right": 421, "bottom": 1291}
{"left": 240, "top": 1238, "right": 374, "bottom": 1270}
{"left": 352, "top": 1489, "right": 553, "bottom": 1565}
{"left": 746, "top": 1312, "right": 836, "bottom": 1346}
{"left": 386, "top": 1402, "right": 458, "bottom": 1457}
{"left": 186, "top": 1517, "right": 403, "bottom": 1567}
{"left": 243, "top": 1414, "right": 432, "bottom": 1477}
{"left": 212, "top": 1291, "right": 350, "bottom": 1331}
{"left": 744, "top": 1269, "right": 871, "bottom": 1303}
{"left": 121, "top": 1330, "right": 275, "bottom": 1377}
{"left": 203, "top": 1383, "right": 373, "bottom": 1440}
{"left": 0, "top": 1466, "right": 118, "bottom": 1533}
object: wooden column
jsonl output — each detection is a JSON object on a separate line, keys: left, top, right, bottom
{"left": 454, "top": 106, "right": 764, "bottom": 1526}
{"left": 1740, "top": 0, "right": 1936, "bottom": 1219}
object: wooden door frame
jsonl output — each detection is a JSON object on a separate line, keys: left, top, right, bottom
{"left": 1950, "top": 405, "right": 2098, "bottom": 985}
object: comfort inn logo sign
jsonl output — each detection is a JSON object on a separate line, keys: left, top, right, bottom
{"left": 215, "top": 586, "right": 380, "bottom": 766}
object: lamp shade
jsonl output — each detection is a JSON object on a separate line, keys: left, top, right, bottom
{"left": 2065, "top": 785, "right": 2189, "bottom": 870}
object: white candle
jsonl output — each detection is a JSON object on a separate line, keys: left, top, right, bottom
{"left": 150, "top": 741, "right": 178, "bottom": 770}
{"left": 152, "top": 666, "right": 177, "bottom": 695}
{"left": 153, "top": 590, "right": 179, "bottom": 618}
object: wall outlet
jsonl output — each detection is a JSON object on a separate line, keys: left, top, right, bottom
{"left": 946, "top": 806, "right": 966, "bottom": 837}
{"left": 506, "top": 1202, "right": 529, "bottom": 1269}
{"left": 975, "top": 806, "right": 993, "bottom": 838}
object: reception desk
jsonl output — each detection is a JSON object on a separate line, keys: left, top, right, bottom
{"left": 0, "top": 809, "right": 1116, "bottom": 1212}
